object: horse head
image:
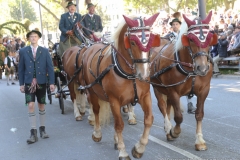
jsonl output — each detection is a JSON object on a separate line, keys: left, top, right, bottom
{"left": 122, "top": 13, "right": 160, "bottom": 80}
{"left": 181, "top": 11, "right": 218, "bottom": 76}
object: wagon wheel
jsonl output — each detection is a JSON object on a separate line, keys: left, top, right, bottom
{"left": 57, "top": 77, "right": 64, "bottom": 114}
{"left": 46, "top": 84, "right": 52, "bottom": 104}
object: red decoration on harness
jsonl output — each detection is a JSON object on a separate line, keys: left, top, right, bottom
{"left": 181, "top": 34, "right": 190, "bottom": 47}
{"left": 182, "top": 11, "right": 213, "bottom": 48}
{"left": 129, "top": 33, "right": 155, "bottom": 52}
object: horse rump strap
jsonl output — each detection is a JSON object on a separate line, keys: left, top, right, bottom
{"left": 133, "top": 58, "right": 149, "bottom": 63}
{"left": 181, "top": 34, "right": 190, "bottom": 47}
{"left": 78, "top": 64, "right": 115, "bottom": 90}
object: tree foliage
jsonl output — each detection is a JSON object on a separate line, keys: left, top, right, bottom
{"left": 124, "top": 0, "right": 237, "bottom": 14}
{"left": 0, "top": 21, "right": 28, "bottom": 37}
{"left": 9, "top": 0, "right": 37, "bottom": 22}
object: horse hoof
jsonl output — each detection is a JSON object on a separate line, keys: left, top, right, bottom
{"left": 76, "top": 116, "right": 83, "bottom": 121}
{"left": 195, "top": 143, "right": 207, "bottom": 151}
{"left": 119, "top": 156, "right": 131, "bottom": 160}
{"left": 80, "top": 112, "right": 85, "bottom": 116}
{"left": 128, "top": 119, "right": 137, "bottom": 125}
{"left": 131, "top": 146, "right": 143, "bottom": 159}
{"left": 170, "top": 128, "right": 180, "bottom": 138}
{"left": 114, "top": 143, "right": 118, "bottom": 150}
{"left": 92, "top": 134, "right": 102, "bottom": 142}
{"left": 166, "top": 134, "right": 174, "bottom": 141}
{"left": 88, "top": 120, "right": 95, "bottom": 126}
{"left": 122, "top": 107, "right": 129, "bottom": 113}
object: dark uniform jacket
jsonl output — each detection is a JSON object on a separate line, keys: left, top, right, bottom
{"left": 59, "top": 12, "right": 88, "bottom": 42}
{"left": 217, "top": 38, "right": 229, "bottom": 58}
{"left": 82, "top": 14, "right": 103, "bottom": 36}
{"left": 18, "top": 46, "right": 54, "bottom": 86}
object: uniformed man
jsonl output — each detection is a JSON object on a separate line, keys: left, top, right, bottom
{"left": 82, "top": 3, "right": 103, "bottom": 40}
{"left": 18, "top": 29, "right": 55, "bottom": 144}
{"left": 58, "top": 1, "right": 87, "bottom": 57}
{"left": 164, "top": 12, "right": 182, "bottom": 41}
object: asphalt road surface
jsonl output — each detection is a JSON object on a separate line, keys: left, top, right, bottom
{"left": 0, "top": 76, "right": 240, "bottom": 160}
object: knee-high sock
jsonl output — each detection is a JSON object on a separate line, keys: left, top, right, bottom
{"left": 28, "top": 112, "right": 37, "bottom": 129}
{"left": 39, "top": 110, "right": 46, "bottom": 127}
{"left": 7, "top": 75, "right": 9, "bottom": 83}
{"left": 11, "top": 75, "right": 13, "bottom": 82}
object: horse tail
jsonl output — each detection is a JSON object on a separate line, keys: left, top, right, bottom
{"left": 98, "top": 99, "right": 111, "bottom": 126}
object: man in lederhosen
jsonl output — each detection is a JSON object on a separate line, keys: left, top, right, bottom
{"left": 58, "top": 1, "right": 87, "bottom": 57}
{"left": 19, "top": 29, "right": 55, "bottom": 144}
{"left": 82, "top": 3, "right": 103, "bottom": 40}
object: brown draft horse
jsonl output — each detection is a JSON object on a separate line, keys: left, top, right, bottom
{"left": 78, "top": 14, "right": 160, "bottom": 159}
{"left": 150, "top": 11, "right": 218, "bottom": 151}
{"left": 62, "top": 45, "right": 88, "bottom": 121}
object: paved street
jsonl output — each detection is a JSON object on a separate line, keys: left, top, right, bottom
{"left": 0, "top": 75, "right": 240, "bottom": 160}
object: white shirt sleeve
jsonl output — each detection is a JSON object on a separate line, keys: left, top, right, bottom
{"left": 4, "top": 57, "right": 7, "bottom": 65}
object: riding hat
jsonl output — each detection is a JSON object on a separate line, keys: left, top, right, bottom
{"left": 66, "top": 1, "right": 76, "bottom": 8}
{"left": 169, "top": 18, "right": 182, "bottom": 26}
{"left": 87, "top": 3, "right": 96, "bottom": 9}
{"left": 169, "top": 12, "right": 182, "bottom": 26}
{"left": 26, "top": 29, "right": 42, "bottom": 38}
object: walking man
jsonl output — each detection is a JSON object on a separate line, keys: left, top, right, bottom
{"left": 18, "top": 29, "right": 55, "bottom": 144}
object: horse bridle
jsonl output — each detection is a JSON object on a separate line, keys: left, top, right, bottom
{"left": 183, "top": 22, "right": 212, "bottom": 75}
{"left": 125, "top": 17, "right": 152, "bottom": 65}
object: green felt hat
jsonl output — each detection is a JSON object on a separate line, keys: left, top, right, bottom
{"left": 66, "top": 1, "right": 76, "bottom": 8}
{"left": 169, "top": 18, "right": 182, "bottom": 26}
{"left": 87, "top": 3, "right": 96, "bottom": 9}
{"left": 26, "top": 29, "right": 42, "bottom": 38}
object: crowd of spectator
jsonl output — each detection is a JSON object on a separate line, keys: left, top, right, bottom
{"left": 154, "top": 8, "right": 240, "bottom": 55}
{"left": 0, "top": 36, "right": 26, "bottom": 81}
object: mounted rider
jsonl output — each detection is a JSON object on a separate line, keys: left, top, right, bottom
{"left": 164, "top": 12, "right": 182, "bottom": 41}
{"left": 81, "top": 3, "right": 103, "bottom": 41}
{"left": 58, "top": 1, "right": 89, "bottom": 57}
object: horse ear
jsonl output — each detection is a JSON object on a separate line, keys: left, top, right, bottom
{"left": 124, "top": 36, "right": 130, "bottom": 49}
{"left": 144, "top": 13, "right": 159, "bottom": 26}
{"left": 123, "top": 15, "right": 138, "bottom": 28}
{"left": 152, "top": 34, "right": 161, "bottom": 47}
{"left": 210, "top": 33, "right": 218, "bottom": 46}
{"left": 181, "top": 34, "right": 190, "bottom": 47}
